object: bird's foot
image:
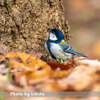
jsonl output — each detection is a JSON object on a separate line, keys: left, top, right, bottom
{"left": 56, "top": 59, "right": 65, "bottom": 64}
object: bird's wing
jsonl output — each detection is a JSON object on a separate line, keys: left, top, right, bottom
{"left": 59, "top": 42, "right": 77, "bottom": 55}
{"left": 59, "top": 42, "right": 87, "bottom": 57}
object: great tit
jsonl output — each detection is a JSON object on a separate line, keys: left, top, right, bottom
{"left": 45, "top": 28, "right": 87, "bottom": 63}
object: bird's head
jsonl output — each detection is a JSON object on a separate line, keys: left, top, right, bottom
{"left": 48, "top": 28, "right": 65, "bottom": 42}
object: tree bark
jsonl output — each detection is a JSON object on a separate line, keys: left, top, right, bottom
{"left": 0, "top": 0, "right": 69, "bottom": 61}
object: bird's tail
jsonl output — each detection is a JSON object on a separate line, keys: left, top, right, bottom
{"left": 76, "top": 52, "right": 87, "bottom": 57}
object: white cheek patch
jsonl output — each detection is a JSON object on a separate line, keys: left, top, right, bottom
{"left": 49, "top": 32, "right": 57, "bottom": 41}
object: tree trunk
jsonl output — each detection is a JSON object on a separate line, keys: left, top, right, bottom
{"left": 0, "top": 0, "right": 69, "bottom": 61}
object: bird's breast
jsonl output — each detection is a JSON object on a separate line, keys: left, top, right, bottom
{"left": 50, "top": 43, "right": 73, "bottom": 61}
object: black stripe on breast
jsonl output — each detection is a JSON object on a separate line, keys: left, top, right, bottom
{"left": 46, "top": 40, "right": 56, "bottom": 60}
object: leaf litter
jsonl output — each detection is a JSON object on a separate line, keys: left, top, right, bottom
{"left": 0, "top": 47, "right": 100, "bottom": 100}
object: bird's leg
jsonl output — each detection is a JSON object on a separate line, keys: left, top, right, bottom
{"left": 56, "top": 58, "right": 65, "bottom": 64}
{"left": 60, "top": 59, "right": 65, "bottom": 64}
{"left": 56, "top": 58, "right": 60, "bottom": 62}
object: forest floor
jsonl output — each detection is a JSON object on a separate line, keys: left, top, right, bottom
{"left": 0, "top": 46, "right": 100, "bottom": 100}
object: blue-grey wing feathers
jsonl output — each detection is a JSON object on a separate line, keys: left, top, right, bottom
{"left": 59, "top": 43, "right": 87, "bottom": 57}
{"left": 75, "top": 52, "right": 87, "bottom": 57}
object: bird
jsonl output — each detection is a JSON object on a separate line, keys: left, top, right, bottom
{"left": 45, "top": 28, "right": 87, "bottom": 63}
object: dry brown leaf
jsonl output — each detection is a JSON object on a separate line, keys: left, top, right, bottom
{"left": 47, "top": 62, "right": 73, "bottom": 70}
{"left": 0, "top": 51, "right": 99, "bottom": 94}
{"left": 6, "top": 52, "right": 51, "bottom": 70}
{"left": 5, "top": 52, "right": 52, "bottom": 86}
{"left": 51, "top": 71, "right": 69, "bottom": 78}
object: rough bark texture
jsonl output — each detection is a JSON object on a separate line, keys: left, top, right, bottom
{"left": 0, "top": 0, "right": 69, "bottom": 61}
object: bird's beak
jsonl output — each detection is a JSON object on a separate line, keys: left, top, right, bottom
{"left": 48, "top": 28, "right": 52, "bottom": 32}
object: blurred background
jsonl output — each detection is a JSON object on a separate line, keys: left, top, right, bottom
{"left": 63, "top": 0, "right": 100, "bottom": 60}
